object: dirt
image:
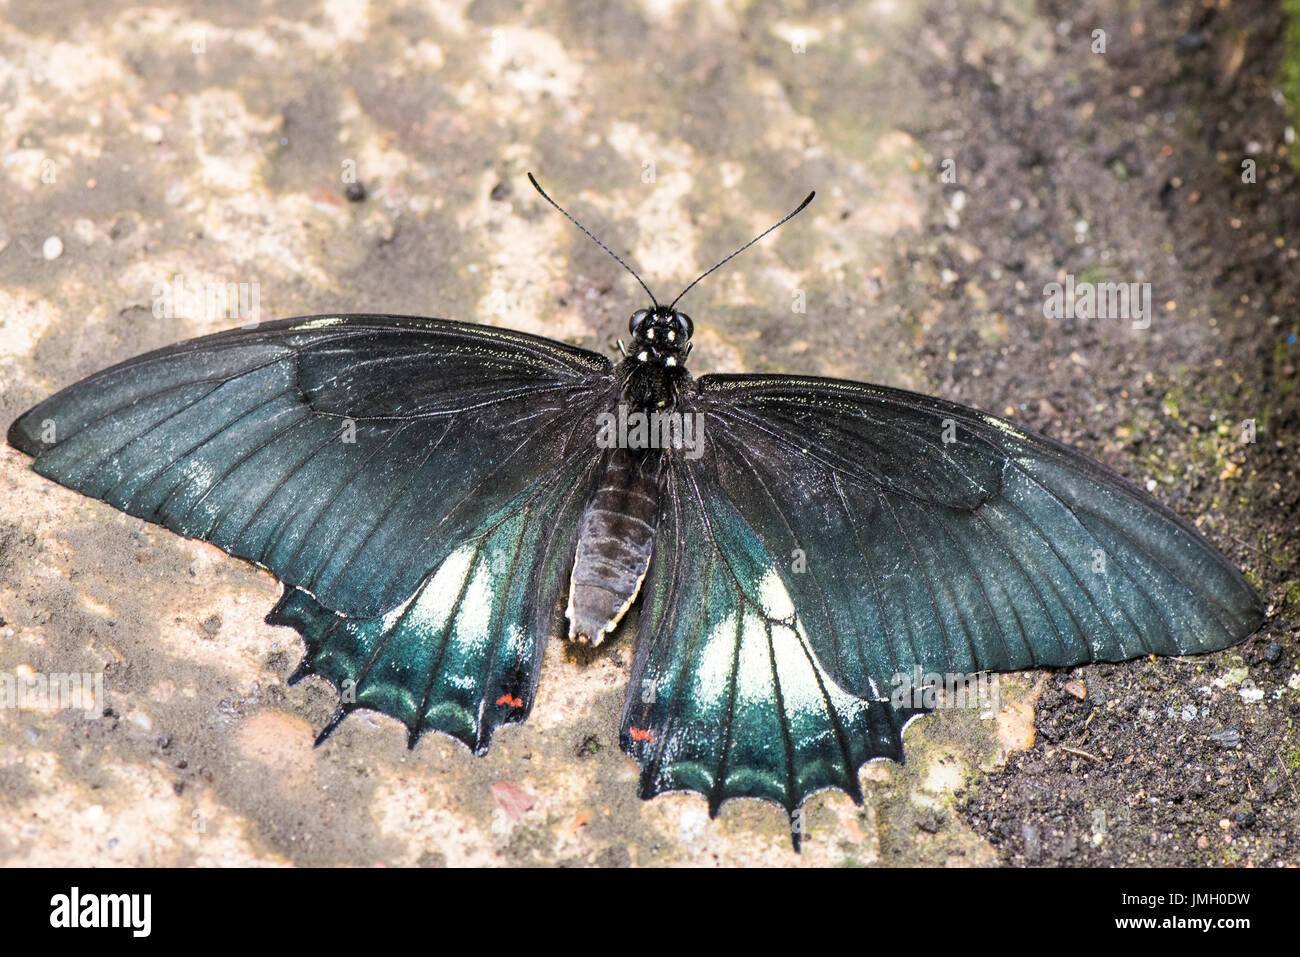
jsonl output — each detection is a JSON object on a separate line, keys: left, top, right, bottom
{"left": 0, "top": 0, "right": 1295, "bottom": 866}
{"left": 918, "top": 0, "right": 1300, "bottom": 867}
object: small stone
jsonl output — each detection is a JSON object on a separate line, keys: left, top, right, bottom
{"left": 141, "top": 124, "right": 164, "bottom": 144}
{"left": 1064, "top": 679, "right": 1087, "bottom": 699}
{"left": 1262, "top": 641, "right": 1283, "bottom": 664}
{"left": 1207, "top": 728, "right": 1241, "bottom": 749}
{"left": 915, "top": 809, "right": 942, "bottom": 833}
{"left": 491, "top": 781, "right": 536, "bottom": 819}
{"left": 344, "top": 181, "right": 367, "bottom": 202}
{"left": 1230, "top": 808, "right": 1256, "bottom": 828}
{"left": 1021, "top": 822, "right": 1040, "bottom": 862}
{"left": 200, "top": 614, "right": 222, "bottom": 637}
{"left": 42, "top": 235, "right": 63, "bottom": 260}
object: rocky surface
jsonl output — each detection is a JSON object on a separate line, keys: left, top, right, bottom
{"left": 0, "top": 0, "right": 1294, "bottom": 866}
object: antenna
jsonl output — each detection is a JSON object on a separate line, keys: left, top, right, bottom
{"left": 669, "top": 191, "right": 815, "bottom": 310}
{"left": 527, "top": 173, "right": 659, "bottom": 308}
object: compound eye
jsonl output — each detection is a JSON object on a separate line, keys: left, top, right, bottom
{"left": 629, "top": 309, "right": 651, "bottom": 336}
{"left": 673, "top": 311, "right": 693, "bottom": 340}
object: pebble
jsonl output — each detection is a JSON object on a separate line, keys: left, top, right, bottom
{"left": 1262, "top": 641, "right": 1282, "bottom": 664}
{"left": 1207, "top": 728, "right": 1242, "bottom": 749}
{"left": 1021, "top": 822, "right": 1041, "bottom": 861}
{"left": 42, "top": 235, "right": 63, "bottom": 259}
{"left": 1064, "top": 679, "right": 1087, "bottom": 699}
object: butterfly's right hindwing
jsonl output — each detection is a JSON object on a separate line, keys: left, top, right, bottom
{"left": 621, "top": 460, "right": 924, "bottom": 819}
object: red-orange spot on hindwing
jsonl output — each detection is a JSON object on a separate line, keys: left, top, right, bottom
{"left": 495, "top": 694, "right": 524, "bottom": 708}
{"left": 628, "top": 727, "right": 656, "bottom": 743}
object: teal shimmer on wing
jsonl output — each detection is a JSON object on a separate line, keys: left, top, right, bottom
{"left": 269, "top": 451, "right": 600, "bottom": 753}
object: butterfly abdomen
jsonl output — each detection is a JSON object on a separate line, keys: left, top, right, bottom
{"left": 566, "top": 446, "right": 662, "bottom": 645}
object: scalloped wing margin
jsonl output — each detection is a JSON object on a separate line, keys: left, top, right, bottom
{"left": 619, "top": 459, "right": 926, "bottom": 843}
{"left": 269, "top": 449, "right": 603, "bottom": 753}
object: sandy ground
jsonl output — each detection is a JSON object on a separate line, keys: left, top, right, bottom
{"left": 0, "top": 0, "right": 1295, "bottom": 866}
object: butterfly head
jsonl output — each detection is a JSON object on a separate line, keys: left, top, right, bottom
{"left": 629, "top": 306, "right": 693, "bottom": 367}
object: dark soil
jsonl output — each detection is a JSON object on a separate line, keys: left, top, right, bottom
{"left": 918, "top": 0, "right": 1300, "bottom": 866}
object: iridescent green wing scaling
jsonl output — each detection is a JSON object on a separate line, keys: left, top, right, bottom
{"left": 8, "top": 315, "right": 616, "bottom": 749}
{"left": 620, "top": 457, "right": 924, "bottom": 838}
{"left": 270, "top": 447, "right": 601, "bottom": 751}
{"left": 621, "top": 371, "right": 1263, "bottom": 841}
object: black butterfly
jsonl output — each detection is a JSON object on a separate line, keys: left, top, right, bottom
{"left": 7, "top": 176, "right": 1264, "bottom": 849}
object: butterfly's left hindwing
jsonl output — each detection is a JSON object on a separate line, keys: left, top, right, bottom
{"left": 270, "top": 449, "right": 603, "bottom": 752}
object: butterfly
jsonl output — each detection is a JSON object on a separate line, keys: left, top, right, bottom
{"left": 7, "top": 175, "right": 1264, "bottom": 849}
